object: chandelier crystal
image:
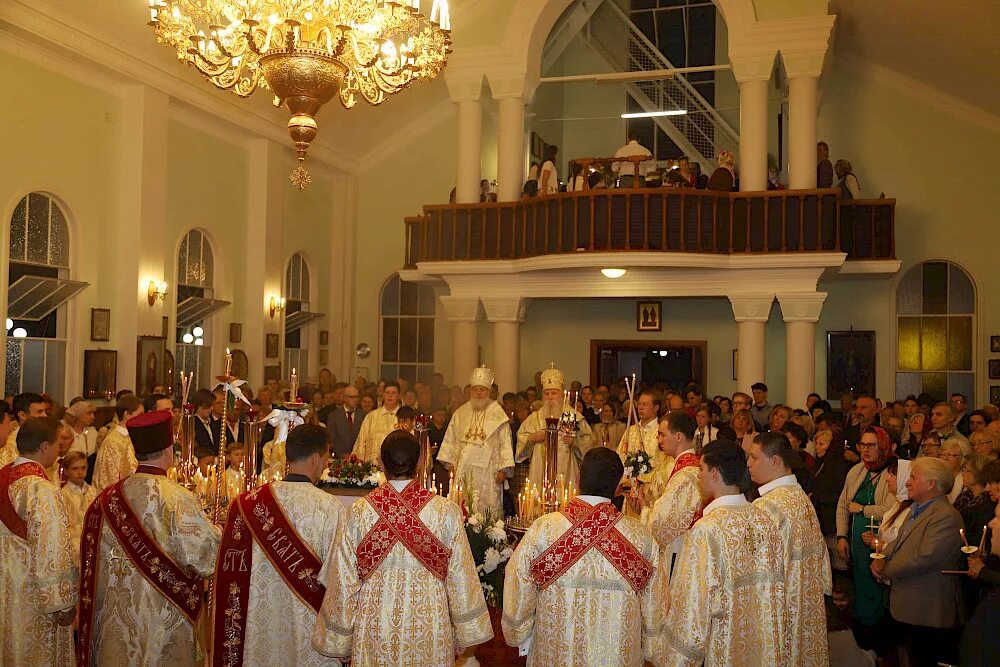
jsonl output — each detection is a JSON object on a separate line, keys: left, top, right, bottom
{"left": 146, "top": 0, "right": 451, "bottom": 188}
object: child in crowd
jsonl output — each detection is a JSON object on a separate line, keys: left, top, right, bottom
{"left": 59, "top": 450, "right": 98, "bottom": 562}
{"left": 224, "top": 441, "right": 245, "bottom": 500}
{"left": 394, "top": 406, "right": 416, "bottom": 434}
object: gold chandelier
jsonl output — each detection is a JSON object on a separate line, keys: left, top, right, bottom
{"left": 146, "top": 0, "right": 451, "bottom": 188}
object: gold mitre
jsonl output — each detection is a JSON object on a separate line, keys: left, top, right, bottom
{"left": 469, "top": 364, "right": 495, "bottom": 388}
{"left": 540, "top": 362, "right": 564, "bottom": 391}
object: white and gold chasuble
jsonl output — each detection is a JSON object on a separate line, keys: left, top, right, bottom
{"left": 642, "top": 455, "right": 701, "bottom": 559}
{"left": 437, "top": 400, "right": 514, "bottom": 512}
{"left": 0, "top": 425, "right": 18, "bottom": 468}
{"left": 351, "top": 406, "right": 400, "bottom": 463}
{"left": 502, "top": 496, "right": 666, "bottom": 666}
{"left": 312, "top": 481, "right": 493, "bottom": 666}
{"left": 659, "top": 494, "right": 789, "bottom": 667}
{"left": 515, "top": 409, "right": 596, "bottom": 491}
{"left": 233, "top": 481, "right": 345, "bottom": 666}
{"left": 92, "top": 426, "right": 138, "bottom": 492}
{"left": 0, "top": 461, "right": 78, "bottom": 667}
{"left": 60, "top": 480, "right": 98, "bottom": 562}
{"left": 753, "top": 475, "right": 832, "bottom": 667}
{"left": 86, "top": 471, "right": 220, "bottom": 666}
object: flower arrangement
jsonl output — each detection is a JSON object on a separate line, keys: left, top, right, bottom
{"left": 623, "top": 449, "right": 653, "bottom": 479}
{"left": 320, "top": 455, "right": 383, "bottom": 488}
{"left": 464, "top": 507, "right": 513, "bottom": 608}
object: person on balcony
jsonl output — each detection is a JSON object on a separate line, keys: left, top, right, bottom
{"left": 708, "top": 149, "right": 738, "bottom": 191}
{"left": 691, "top": 161, "right": 708, "bottom": 189}
{"left": 539, "top": 144, "right": 560, "bottom": 195}
{"left": 835, "top": 159, "right": 861, "bottom": 199}
{"left": 566, "top": 162, "right": 586, "bottom": 192}
{"left": 818, "top": 141, "right": 834, "bottom": 188}
{"left": 767, "top": 166, "right": 786, "bottom": 190}
{"left": 612, "top": 132, "right": 655, "bottom": 187}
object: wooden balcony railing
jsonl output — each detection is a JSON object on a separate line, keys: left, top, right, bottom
{"left": 403, "top": 189, "right": 896, "bottom": 268}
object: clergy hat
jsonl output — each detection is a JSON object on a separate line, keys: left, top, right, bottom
{"left": 540, "top": 363, "right": 564, "bottom": 391}
{"left": 126, "top": 409, "right": 174, "bottom": 455}
{"left": 469, "top": 365, "right": 495, "bottom": 389}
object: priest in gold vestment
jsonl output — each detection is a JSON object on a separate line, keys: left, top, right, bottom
{"left": 659, "top": 439, "right": 788, "bottom": 667}
{"left": 748, "top": 432, "right": 832, "bottom": 667}
{"left": 351, "top": 381, "right": 402, "bottom": 463}
{"left": 0, "top": 417, "right": 78, "bottom": 667}
{"left": 79, "top": 410, "right": 220, "bottom": 667}
{"left": 516, "top": 364, "right": 595, "bottom": 490}
{"left": 313, "top": 430, "right": 493, "bottom": 665}
{"left": 213, "top": 424, "right": 344, "bottom": 666}
{"left": 92, "top": 395, "right": 144, "bottom": 491}
{"left": 0, "top": 392, "right": 49, "bottom": 468}
{"left": 437, "top": 365, "right": 514, "bottom": 513}
{"left": 503, "top": 448, "right": 666, "bottom": 667}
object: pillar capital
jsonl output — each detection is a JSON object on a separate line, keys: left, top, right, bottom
{"left": 777, "top": 292, "right": 827, "bottom": 323}
{"left": 781, "top": 49, "right": 828, "bottom": 80}
{"left": 440, "top": 295, "right": 482, "bottom": 322}
{"left": 729, "top": 295, "right": 774, "bottom": 322}
{"left": 729, "top": 52, "right": 778, "bottom": 83}
{"left": 482, "top": 297, "right": 529, "bottom": 323}
{"left": 444, "top": 73, "right": 484, "bottom": 102}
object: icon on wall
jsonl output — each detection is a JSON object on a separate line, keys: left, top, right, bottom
{"left": 636, "top": 301, "right": 661, "bottom": 332}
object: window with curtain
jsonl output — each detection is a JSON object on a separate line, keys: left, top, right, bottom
{"left": 895, "top": 261, "right": 975, "bottom": 402}
{"left": 5, "top": 193, "right": 84, "bottom": 401}
{"left": 379, "top": 273, "right": 435, "bottom": 383}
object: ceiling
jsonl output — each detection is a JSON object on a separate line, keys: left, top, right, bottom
{"left": 830, "top": 0, "right": 1000, "bottom": 116}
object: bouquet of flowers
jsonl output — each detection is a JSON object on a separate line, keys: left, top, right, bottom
{"left": 623, "top": 449, "right": 653, "bottom": 479}
{"left": 320, "top": 455, "right": 383, "bottom": 488}
{"left": 464, "top": 507, "right": 513, "bottom": 608}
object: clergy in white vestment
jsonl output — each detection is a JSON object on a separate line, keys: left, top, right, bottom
{"left": 212, "top": 424, "right": 344, "bottom": 666}
{"left": 313, "top": 430, "right": 493, "bottom": 665}
{"left": 78, "top": 410, "right": 221, "bottom": 667}
{"left": 0, "top": 392, "right": 49, "bottom": 468}
{"left": 659, "top": 439, "right": 789, "bottom": 667}
{"left": 0, "top": 417, "right": 78, "bottom": 667}
{"left": 351, "top": 381, "right": 402, "bottom": 463}
{"left": 748, "top": 431, "right": 832, "bottom": 667}
{"left": 516, "top": 363, "right": 595, "bottom": 490}
{"left": 91, "top": 395, "right": 144, "bottom": 492}
{"left": 503, "top": 447, "right": 667, "bottom": 667}
{"left": 437, "top": 365, "right": 514, "bottom": 512}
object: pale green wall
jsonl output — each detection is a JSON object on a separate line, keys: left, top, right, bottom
{"left": 281, "top": 155, "right": 333, "bottom": 315}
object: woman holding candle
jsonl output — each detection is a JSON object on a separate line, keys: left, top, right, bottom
{"left": 954, "top": 453, "right": 997, "bottom": 551}
{"left": 962, "top": 501, "right": 1000, "bottom": 666}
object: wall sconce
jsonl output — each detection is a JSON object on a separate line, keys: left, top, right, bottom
{"left": 147, "top": 280, "right": 168, "bottom": 306}
{"left": 269, "top": 295, "right": 286, "bottom": 318}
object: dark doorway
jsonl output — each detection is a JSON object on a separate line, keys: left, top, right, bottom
{"left": 590, "top": 340, "right": 706, "bottom": 392}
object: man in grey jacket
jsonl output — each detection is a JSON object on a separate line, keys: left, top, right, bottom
{"left": 872, "top": 456, "right": 963, "bottom": 667}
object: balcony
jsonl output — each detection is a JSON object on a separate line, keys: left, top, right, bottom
{"left": 403, "top": 188, "right": 895, "bottom": 268}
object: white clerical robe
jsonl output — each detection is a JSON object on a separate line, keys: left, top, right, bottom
{"left": 437, "top": 400, "right": 514, "bottom": 512}
{"left": 641, "top": 454, "right": 701, "bottom": 563}
{"left": 86, "top": 471, "right": 220, "bottom": 666}
{"left": 239, "top": 481, "right": 345, "bottom": 666}
{"left": 515, "top": 409, "right": 595, "bottom": 491}
{"left": 659, "top": 494, "right": 789, "bottom": 667}
{"left": 0, "top": 424, "right": 19, "bottom": 468}
{"left": 0, "top": 460, "right": 78, "bottom": 666}
{"left": 92, "top": 426, "right": 137, "bottom": 492}
{"left": 60, "top": 480, "right": 98, "bottom": 563}
{"left": 502, "top": 496, "right": 667, "bottom": 667}
{"left": 753, "top": 475, "right": 832, "bottom": 667}
{"left": 616, "top": 419, "right": 662, "bottom": 464}
{"left": 312, "top": 480, "right": 493, "bottom": 665}
{"left": 352, "top": 406, "right": 400, "bottom": 463}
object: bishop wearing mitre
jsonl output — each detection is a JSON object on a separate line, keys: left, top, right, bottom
{"left": 748, "top": 432, "right": 832, "bottom": 667}
{"left": 77, "top": 410, "right": 221, "bottom": 667}
{"left": 0, "top": 417, "right": 78, "bottom": 666}
{"left": 351, "top": 381, "right": 402, "bottom": 463}
{"left": 437, "top": 365, "right": 514, "bottom": 512}
{"left": 516, "top": 363, "right": 595, "bottom": 489}
{"left": 503, "top": 447, "right": 666, "bottom": 666}
{"left": 313, "top": 430, "right": 493, "bottom": 665}
{"left": 213, "top": 423, "right": 344, "bottom": 666}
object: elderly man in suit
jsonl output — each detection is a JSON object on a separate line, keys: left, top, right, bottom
{"left": 871, "top": 456, "right": 964, "bottom": 667}
{"left": 327, "top": 385, "right": 365, "bottom": 457}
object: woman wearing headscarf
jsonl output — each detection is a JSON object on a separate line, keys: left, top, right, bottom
{"left": 835, "top": 159, "right": 861, "bottom": 199}
{"left": 835, "top": 425, "right": 896, "bottom": 636}
{"left": 812, "top": 429, "right": 852, "bottom": 571}
{"left": 707, "top": 149, "right": 737, "bottom": 191}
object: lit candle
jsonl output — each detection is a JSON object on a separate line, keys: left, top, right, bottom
{"left": 960, "top": 528, "right": 969, "bottom": 548}
{"left": 225, "top": 347, "right": 233, "bottom": 376}
{"left": 978, "top": 526, "right": 988, "bottom": 553}
{"left": 290, "top": 367, "right": 298, "bottom": 403}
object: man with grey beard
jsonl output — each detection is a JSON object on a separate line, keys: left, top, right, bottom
{"left": 437, "top": 365, "right": 514, "bottom": 513}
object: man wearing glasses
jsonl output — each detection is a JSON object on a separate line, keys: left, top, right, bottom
{"left": 949, "top": 393, "right": 972, "bottom": 437}
{"left": 328, "top": 386, "right": 365, "bottom": 457}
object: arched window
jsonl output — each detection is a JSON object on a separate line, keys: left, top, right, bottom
{"left": 175, "top": 228, "right": 228, "bottom": 393}
{"left": 284, "top": 253, "right": 321, "bottom": 381}
{"left": 895, "top": 261, "right": 975, "bottom": 402}
{"left": 379, "top": 273, "right": 435, "bottom": 383}
{"left": 4, "top": 193, "right": 87, "bottom": 400}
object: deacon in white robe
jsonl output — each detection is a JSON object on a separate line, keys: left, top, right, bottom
{"left": 516, "top": 364, "right": 595, "bottom": 490}
{"left": 352, "top": 382, "right": 402, "bottom": 463}
{"left": 92, "top": 397, "right": 144, "bottom": 492}
{"left": 437, "top": 365, "right": 514, "bottom": 512}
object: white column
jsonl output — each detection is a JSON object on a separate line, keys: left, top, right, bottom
{"left": 440, "top": 296, "right": 481, "bottom": 385}
{"left": 730, "top": 53, "right": 776, "bottom": 192}
{"left": 778, "top": 293, "right": 827, "bottom": 410}
{"left": 729, "top": 295, "right": 774, "bottom": 395}
{"left": 495, "top": 96, "right": 525, "bottom": 202}
{"left": 786, "top": 76, "right": 818, "bottom": 190}
{"left": 482, "top": 297, "right": 529, "bottom": 393}
{"left": 455, "top": 98, "right": 483, "bottom": 203}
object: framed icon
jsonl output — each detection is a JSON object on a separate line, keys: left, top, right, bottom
{"left": 636, "top": 301, "right": 661, "bottom": 332}
{"left": 90, "top": 308, "right": 110, "bottom": 342}
{"left": 989, "top": 359, "right": 1000, "bottom": 380}
{"left": 319, "top": 330, "right": 329, "bottom": 346}
{"left": 991, "top": 336, "right": 1000, "bottom": 353}
{"left": 83, "top": 350, "right": 117, "bottom": 399}
{"left": 826, "top": 330, "right": 876, "bottom": 398}
{"left": 229, "top": 322, "right": 242, "bottom": 344}
{"left": 265, "top": 334, "right": 280, "bottom": 359}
